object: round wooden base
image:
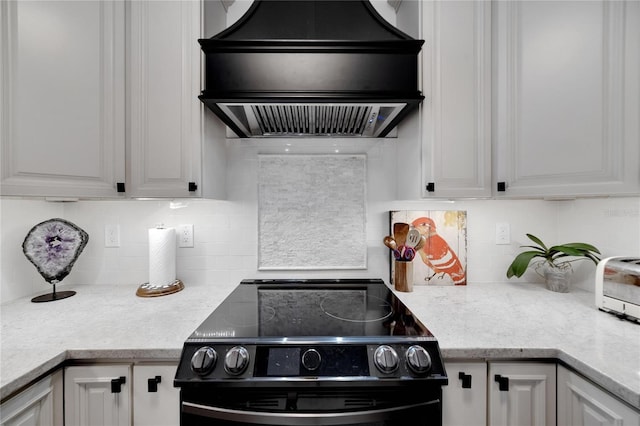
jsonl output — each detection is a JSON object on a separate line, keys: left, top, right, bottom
{"left": 136, "top": 280, "right": 184, "bottom": 297}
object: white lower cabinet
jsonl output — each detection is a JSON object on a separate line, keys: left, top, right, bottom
{"left": 132, "top": 364, "right": 180, "bottom": 426}
{"left": 443, "top": 361, "right": 556, "bottom": 426}
{"left": 65, "top": 364, "right": 131, "bottom": 426}
{"left": 557, "top": 365, "right": 640, "bottom": 426}
{"left": 65, "top": 363, "right": 179, "bottom": 426}
{"left": 0, "top": 370, "right": 63, "bottom": 426}
{"left": 442, "top": 362, "right": 488, "bottom": 426}
{"left": 488, "top": 362, "right": 556, "bottom": 426}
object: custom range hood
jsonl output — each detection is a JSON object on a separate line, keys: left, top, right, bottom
{"left": 199, "top": 0, "right": 424, "bottom": 138}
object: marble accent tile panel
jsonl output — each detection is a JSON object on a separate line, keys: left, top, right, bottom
{"left": 257, "top": 155, "right": 367, "bottom": 270}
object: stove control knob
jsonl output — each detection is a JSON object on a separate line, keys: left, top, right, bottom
{"left": 406, "top": 345, "right": 432, "bottom": 374}
{"left": 224, "top": 346, "right": 250, "bottom": 375}
{"left": 191, "top": 347, "right": 217, "bottom": 375}
{"left": 302, "top": 349, "right": 322, "bottom": 371}
{"left": 374, "top": 345, "right": 399, "bottom": 373}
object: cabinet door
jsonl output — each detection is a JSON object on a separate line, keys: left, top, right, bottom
{"left": 488, "top": 362, "right": 556, "bottom": 426}
{"left": 65, "top": 365, "right": 131, "bottom": 426}
{"left": 493, "top": 0, "right": 640, "bottom": 198}
{"left": 0, "top": 370, "right": 63, "bottom": 426}
{"left": 420, "top": 0, "right": 492, "bottom": 198}
{"left": 0, "top": 0, "right": 125, "bottom": 198}
{"left": 443, "top": 362, "right": 487, "bottom": 426}
{"left": 557, "top": 365, "right": 640, "bottom": 426}
{"left": 132, "top": 364, "right": 180, "bottom": 426}
{"left": 127, "top": 0, "right": 202, "bottom": 198}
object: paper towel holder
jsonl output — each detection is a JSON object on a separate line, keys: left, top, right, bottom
{"left": 136, "top": 279, "right": 184, "bottom": 297}
{"left": 137, "top": 224, "right": 184, "bottom": 297}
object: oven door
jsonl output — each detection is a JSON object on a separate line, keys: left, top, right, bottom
{"left": 180, "top": 387, "right": 443, "bottom": 426}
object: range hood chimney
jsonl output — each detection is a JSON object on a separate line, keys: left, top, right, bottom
{"left": 199, "top": 0, "right": 424, "bottom": 138}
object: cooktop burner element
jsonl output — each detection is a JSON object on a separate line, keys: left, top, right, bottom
{"left": 320, "top": 291, "right": 393, "bottom": 323}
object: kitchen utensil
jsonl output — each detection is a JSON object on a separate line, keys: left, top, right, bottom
{"left": 383, "top": 236, "right": 398, "bottom": 251}
{"left": 415, "top": 234, "right": 427, "bottom": 251}
{"left": 394, "top": 261, "right": 413, "bottom": 292}
{"left": 393, "top": 223, "right": 410, "bottom": 246}
{"left": 393, "top": 249, "right": 402, "bottom": 260}
{"left": 406, "top": 228, "right": 421, "bottom": 248}
{"left": 403, "top": 247, "right": 416, "bottom": 261}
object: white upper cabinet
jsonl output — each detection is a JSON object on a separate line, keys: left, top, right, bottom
{"left": 421, "top": 0, "right": 493, "bottom": 199}
{"left": 0, "top": 0, "right": 126, "bottom": 198}
{"left": 1, "top": 0, "right": 225, "bottom": 199}
{"left": 493, "top": 0, "right": 640, "bottom": 198}
{"left": 127, "top": 0, "right": 203, "bottom": 198}
{"left": 400, "top": 0, "right": 639, "bottom": 199}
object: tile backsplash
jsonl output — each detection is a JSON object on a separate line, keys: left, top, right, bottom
{"left": 2, "top": 145, "right": 639, "bottom": 303}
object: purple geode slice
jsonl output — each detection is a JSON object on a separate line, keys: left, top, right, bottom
{"left": 22, "top": 218, "right": 89, "bottom": 284}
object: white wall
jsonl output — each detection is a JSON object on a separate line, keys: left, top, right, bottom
{"left": 2, "top": 141, "right": 638, "bottom": 303}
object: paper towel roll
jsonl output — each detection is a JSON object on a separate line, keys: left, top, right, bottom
{"left": 148, "top": 227, "right": 176, "bottom": 287}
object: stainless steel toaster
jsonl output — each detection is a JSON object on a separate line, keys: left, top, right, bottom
{"left": 595, "top": 257, "right": 640, "bottom": 322}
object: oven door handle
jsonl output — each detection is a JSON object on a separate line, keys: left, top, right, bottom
{"left": 183, "top": 399, "right": 440, "bottom": 425}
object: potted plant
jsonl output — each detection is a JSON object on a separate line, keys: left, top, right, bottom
{"left": 506, "top": 233, "right": 601, "bottom": 292}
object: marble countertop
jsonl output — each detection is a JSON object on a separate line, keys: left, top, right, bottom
{"left": 1, "top": 282, "right": 639, "bottom": 409}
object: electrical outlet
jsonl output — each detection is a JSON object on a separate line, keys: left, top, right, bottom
{"left": 178, "top": 224, "right": 194, "bottom": 248}
{"left": 495, "top": 223, "right": 510, "bottom": 245}
{"left": 105, "top": 224, "right": 120, "bottom": 247}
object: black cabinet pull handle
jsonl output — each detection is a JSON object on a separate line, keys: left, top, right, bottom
{"left": 188, "top": 182, "right": 198, "bottom": 192}
{"left": 147, "top": 376, "right": 162, "bottom": 392}
{"left": 116, "top": 182, "right": 125, "bottom": 193}
{"left": 426, "top": 182, "right": 435, "bottom": 192}
{"left": 459, "top": 372, "right": 472, "bottom": 389}
{"left": 494, "top": 374, "right": 509, "bottom": 391}
{"left": 111, "top": 376, "right": 126, "bottom": 393}
{"left": 497, "top": 182, "right": 507, "bottom": 192}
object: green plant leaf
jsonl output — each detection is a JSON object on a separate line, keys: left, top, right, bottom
{"left": 507, "top": 234, "right": 601, "bottom": 280}
{"left": 526, "top": 234, "right": 547, "bottom": 251}
{"left": 563, "top": 242, "right": 601, "bottom": 254}
{"left": 506, "top": 251, "right": 543, "bottom": 278}
{"left": 550, "top": 245, "right": 586, "bottom": 257}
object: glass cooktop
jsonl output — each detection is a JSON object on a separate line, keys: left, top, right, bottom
{"left": 188, "top": 279, "right": 433, "bottom": 341}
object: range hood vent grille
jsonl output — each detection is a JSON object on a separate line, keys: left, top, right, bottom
{"left": 200, "top": 1, "right": 424, "bottom": 138}
{"left": 218, "top": 103, "right": 405, "bottom": 137}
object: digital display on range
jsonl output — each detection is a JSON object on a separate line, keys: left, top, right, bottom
{"left": 267, "top": 347, "right": 301, "bottom": 376}
{"left": 255, "top": 346, "right": 370, "bottom": 377}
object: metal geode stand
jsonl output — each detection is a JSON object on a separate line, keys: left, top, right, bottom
{"left": 22, "top": 218, "right": 89, "bottom": 303}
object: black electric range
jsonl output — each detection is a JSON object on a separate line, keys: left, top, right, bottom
{"left": 174, "top": 279, "right": 448, "bottom": 425}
